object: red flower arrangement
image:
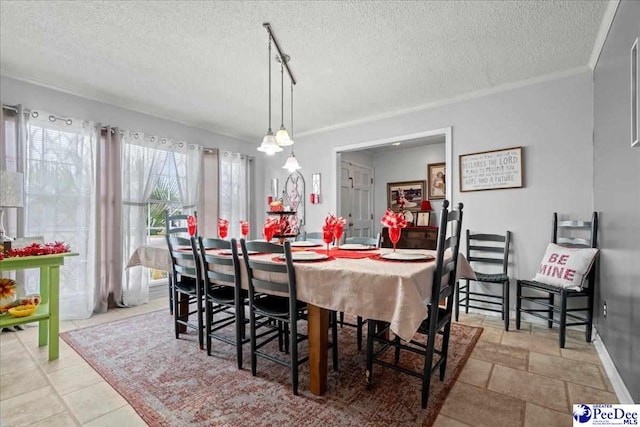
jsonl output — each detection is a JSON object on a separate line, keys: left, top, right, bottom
{"left": 0, "top": 242, "right": 71, "bottom": 261}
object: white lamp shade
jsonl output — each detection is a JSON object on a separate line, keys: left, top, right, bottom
{"left": 282, "top": 153, "right": 301, "bottom": 172}
{"left": 0, "top": 171, "right": 24, "bottom": 208}
{"left": 275, "top": 127, "right": 293, "bottom": 146}
{"left": 257, "top": 133, "right": 283, "bottom": 155}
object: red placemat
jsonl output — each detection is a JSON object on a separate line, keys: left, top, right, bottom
{"left": 271, "top": 255, "right": 335, "bottom": 263}
{"left": 310, "top": 249, "right": 379, "bottom": 259}
{"left": 371, "top": 254, "right": 435, "bottom": 263}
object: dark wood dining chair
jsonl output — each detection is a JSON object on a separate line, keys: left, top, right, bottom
{"left": 165, "top": 210, "right": 197, "bottom": 314}
{"left": 166, "top": 234, "right": 204, "bottom": 349}
{"left": 456, "top": 230, "right": 511, "bottom": 330}
{"left": 339, "top": 232, "right": 382, "bottom": 349}
{"left": 516, "top": 212, "right": 598, "bottom": 348}
{"left": 198, "top": 237, "right": 248, "bottom": 368}
{"left": 240, "top": 239, "right": 338, "bottom": 395}
{"left": 365, "top": 200, "right": 464, "bottom": 409}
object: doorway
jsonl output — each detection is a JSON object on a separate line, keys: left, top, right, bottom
{"left": 340, "top": 161, "right": 374, "bottom": 237}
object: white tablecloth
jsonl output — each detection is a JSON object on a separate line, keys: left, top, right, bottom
{"left": 126, "top": 244, "right": 172, "bottom": 272}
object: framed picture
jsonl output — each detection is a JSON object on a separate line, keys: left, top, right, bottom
{"left": 416, "top": 211, "right": 431, "bottom": 227}
{"left": 387, "top": 180, "right": 426, "bottom": 212}
{"left": 427, "top": 163, "right": 446, "bottom": 200}
{"left": 459, "top": 146, "right": 523, "bottom": 192}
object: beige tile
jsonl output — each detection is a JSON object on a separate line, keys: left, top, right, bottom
{"left": 440, "top": 382, "right": 525, "bottom": 427}
{"left": 47, "top": 364, "right": 103, "bottom": 395}
{"left": 0, "top": 346, "right": 37, "bottom": 371}
{"left": 471, "top": 340, "right": 529, "bottom": 371}
{"left": 457, "top": 357, "right": 493, "bottom": 388}
{"left": 567, "top": 383, "right": 618, "bottom": 405}
{"left": 501, "top": 331, "right": 561, "bottom": 356}
{"left": 482, "top": 315, "right": 508, "bottom": 329}
{"left": 560, "top": 345, "right": 602, "bottom": 365}
{"left": 599, "top": 367, "right": 616, "bottom": 393}
{"left": 63, "top": 382, "right": 127, "bottom": 424}
{"left": 83, "top": 405, "right": 147, "bottom": 427}
{"left": 0, "top": 386, "right": 67, "bottom": 427}
{"left": 529, "top": 351, "right": 605, "bottom": 389}
{"left": 35, "top": 343, "right": 85, "bottom": 374}
{"left": 524, "top": 402, "right": 571, "bottom": 427}
{"left": 433, "top": 414, "right": 473, "bottom": 427}
{"left": 0, "top": 330, "right": 23, "bottom": 357}
{"left": 488, "top": 365, "right": 569, "bottom": 413}
{"left": 478, "top": 326, "right": 503, "bottom": 344}
{"left": 31, "top": 411, "right": 80, "bottom": 427}
{"left": 0, "top": 359, "right": 49, "bottom": 400}
{"left": 455, "top": 313, "right": 485, "bottom": 326}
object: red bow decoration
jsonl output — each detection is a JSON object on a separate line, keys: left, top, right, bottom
{"left": 1, "top": 242, "right": 71, "bottom": 261}
{"left": 380, "top": 209, "right": 408, "bottom": 229}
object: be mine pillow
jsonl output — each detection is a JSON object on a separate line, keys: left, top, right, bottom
{"left": 533, "top": 243, "right": 599, "bottom": 290}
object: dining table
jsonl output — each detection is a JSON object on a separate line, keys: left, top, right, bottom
{"left": 126, "top": 241, "right": 475, "bottom": 396}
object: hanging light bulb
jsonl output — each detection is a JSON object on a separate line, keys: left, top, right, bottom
{"left": 282, "top": 79, "right": 301, "bottom": 171}
{"left": 258, "top": 34, "right": 282, "bottom": 155}
{"left": 283, "top": 151, "right": 301, "bottom": 172}
{"left": 275, "top": 54, "right": 292, "bottom": 146}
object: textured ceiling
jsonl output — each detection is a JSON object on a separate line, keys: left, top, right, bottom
{"left": 0, "top": 1, "right": 609, "bottom": 142}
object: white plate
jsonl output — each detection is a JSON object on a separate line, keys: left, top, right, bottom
{"left": 278, "top": 252, "right": 329, "bottom": 261}
{"left": 339, "top": 243, "right": 375, "bottom": 250}
{"left": 380, "top": 252, "right": 433, "bottom": 261}
{"left": 219, "top": 249, "right": 258, "bottom": 256}
{"left": 290, "top": 241, "right": 322, "bottom": 247}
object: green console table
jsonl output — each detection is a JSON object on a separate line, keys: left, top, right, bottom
{"left": 0, "top": 253, "right": 77, "bottom": 360}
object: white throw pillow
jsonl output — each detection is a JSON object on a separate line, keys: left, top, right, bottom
{"left": 533, "top": 243, "right": 599, "bottom": 290}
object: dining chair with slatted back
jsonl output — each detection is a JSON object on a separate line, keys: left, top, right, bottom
{"left": 240, "top": 239, "right": 338, "bottom": 395}
{"left": 365, "top": 200, "right": 464, "bottom": 409}
{"left": 198, "top": 237, "right": 248, "bottom": 368}
{"left": 339, "top": 232, "right": 382, "bottom": 349}
{"left": 166, "top": 233, "right": 204, "bottom": 349}
{"left": 516, "top": 212, "right": 598, "bottom": 348}
{"left": 165, "top": 210, "right": 198, "bottom": 314}
{"left": 456, "top": 230, "right": 511, "bottom": 330}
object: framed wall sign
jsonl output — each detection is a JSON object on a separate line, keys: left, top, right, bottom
{"left": 632, "top": 37, "right": 639, "bottom": 148}
{"left": 387, "top": 180, "right": 426, "bottom": 212}
{"left": 459, "top": 146, "right": 524, "bottom": 192}
{"left": 427, "top": 162, "right": 446, "bottom": 200}
{"left": 416, "top": 211, "right": 431, "bottom": 227}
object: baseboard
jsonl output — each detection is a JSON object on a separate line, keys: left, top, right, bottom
{"left": 592, "top": 327, "right": 635, "bottom": 404}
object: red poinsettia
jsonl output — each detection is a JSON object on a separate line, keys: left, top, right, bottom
{"left": 2, "top": 242, "right": 71, "bottom": 260}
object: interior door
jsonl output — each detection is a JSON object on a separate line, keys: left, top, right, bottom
{"left": 340, "top": 161, "right": 374, "bottom": 238}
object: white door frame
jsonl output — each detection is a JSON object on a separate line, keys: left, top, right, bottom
{"left": 333, "top": 127, "right": 453, "bottom": 216}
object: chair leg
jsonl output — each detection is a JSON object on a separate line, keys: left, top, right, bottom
{"left": 205, "top": 299, "right": 212, "bottom": 355}
{"left": 249, "top": 306, "right": 257, "bottom": 376}
{"left": 548, "top": 293, "right": 555, "bottom": 329}
{"left": 291, "top": 319, "right": 299, "bottom": 396}
{"left": 365, "top": 320, "right": 375, "bottom": 388}
{"left": 464, "top": 279, "right": 470, "bottom": 314}
{"left": 330, "top": 311, "right": 339, "bottom": 371}
{"left": 339, "top": 311, "right": 344, "bottom": 328}
{"left": 277, "top": 321, "right": 284, "bottom": 352}
{"left": 439, "top": 322, "right": 453, "bottom": 381}
{"left": 515, "top": 281, "right": 522, "bottom": 330}
{"left": 235, "top": 302, "right": 243, "bottom": 369}
{"left": 586, "top": 287, "right": 595, "bottom": 343}
{"left": 174, "top": 289, "right": 181, "bottom": 339}
{"left": 559, "top": 292, "right": 567, "bottom": 349}
{"left": 168, "top": 274, "right": 174, "bottom": 315}
{"left": 503, "top": 280, "right": 510, "bottom": 332}
{"left": 356, "top": 316, "right": 363, "bottom": 351}
{"left": 421, "top": 333, "right": 437, "bottom": 409}
{"left": 454, "top": 280, "right": 460, "bottom": 322}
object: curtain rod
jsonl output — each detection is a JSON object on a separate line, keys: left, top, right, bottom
{"left": 263, "top": 22, "right": 296, "bottom": 85}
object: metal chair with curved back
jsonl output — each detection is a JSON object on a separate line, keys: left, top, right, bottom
{"left": 365, "top": 200, "right": 464, "bottom": 409}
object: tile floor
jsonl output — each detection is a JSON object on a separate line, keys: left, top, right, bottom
{"left": 0, "top": 297, "right": 618, "bottom": 426}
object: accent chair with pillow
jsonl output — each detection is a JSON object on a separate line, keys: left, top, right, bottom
{"left": 516, "top": 212, "right": 599, "bottom": 348}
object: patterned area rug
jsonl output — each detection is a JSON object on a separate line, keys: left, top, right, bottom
{"left": 61, "top": 310, "right": 482, "bottom": 426}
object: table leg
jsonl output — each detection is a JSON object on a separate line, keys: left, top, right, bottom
{"left": 48, "top": 265, "right": 60, "bottom": 361}
{"left": 307, "top": 304, "right": 329, "bottom": 395}
{"left": 38, "top": 265, "right": 50, "bottom": 349}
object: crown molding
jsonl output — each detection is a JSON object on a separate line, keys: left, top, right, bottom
{"left": 589, "top": 0, "right": 620, "bottom": 69}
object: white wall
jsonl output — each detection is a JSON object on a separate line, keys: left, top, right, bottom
{"left": 263, "top": 71, "right": 594, "bottom": 313}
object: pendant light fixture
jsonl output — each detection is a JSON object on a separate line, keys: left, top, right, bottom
{"left": 257, "top": 33, "right": 282, "bottom": 155}
{"left": 275, "top": 55, "right": 292, "bottom": 147}
{"left": 283, "top": 80, "right": 301, "bottom": 172}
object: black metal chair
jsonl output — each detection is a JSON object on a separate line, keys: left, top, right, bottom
{"left": 240, "top": 239, "right": 338, "bottom": 395}
{"left": 516, "top": 212, "right": 598, "bottom": 348}
{"left": 166, "top": 233, "right": 204, "bottom": 349}
{"left": 365, "top": 200, "right": 464, "bottom": 409}
{"left": 456, "top": 230, "right": 511, "bottom": 331}
{"left": 339, "top": 232, "right": 382, "bottom": 350}
{"left": 199, "top": 237, "right": 249, "bottom": 368}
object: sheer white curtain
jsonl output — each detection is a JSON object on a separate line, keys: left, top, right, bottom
{"left": 22, "top": 110, "right": 98, "bottom": 319}
{"left": 174, "top": 142, "right": 203, "bottom": 214}
{"left": 219, "top": 151, "right": 251, "bottom": 239}
{"left": 120, "top": 132, "right": 168, "bottom": 306}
